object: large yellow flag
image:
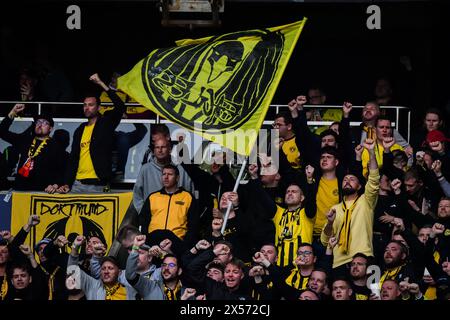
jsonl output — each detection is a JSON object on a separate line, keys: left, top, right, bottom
{"left": 118, "top": 19, "right": 307, "bottom": 155}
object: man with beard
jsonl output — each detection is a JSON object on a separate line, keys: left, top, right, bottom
{"left": 48, "top": 73, "right": 126, "bottom": 194}
{"left": 125, "top": 235, "right": 179, "bottom": 300}
{"left": 380, "top": 240, "right": 415, "bottom": 287}
{"left": 159, "top": 254, "right": 186, "bottom": 300}
{"left": 321, "top": 138, "right": 380, "bottom": 275}
{"left": 0, "top": 104, "right": 66, "bottom": 191}
{"left": 349, "top": 253, "right": 372, "bottom": 300}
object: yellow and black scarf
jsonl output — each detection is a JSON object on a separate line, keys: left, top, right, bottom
{"left": 380, "top": 264, "right": 406, "bottom": 286}
{"left": 105, "top": 282, "right": 127, "bottom": 300}
{"left": 338, "top": 195, "right": 360, "bottom": 254}
{"left": 1, "top": 275, "right": 8, "bottom": 300}
{"left": 39, "top": 265, "right": 60, "bottom": 300}
{"left": 164, "top": 282, "right": 181, "bottom": 300}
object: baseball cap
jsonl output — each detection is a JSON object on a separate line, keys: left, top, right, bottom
{"left": 426, "top": 130, "right": 450, "bottom": 144}
{"left": 34, "top": 113, "right": 54, "bottom": 127}
{"left": 34, "top": 238, "right": 52, "bottom": 251}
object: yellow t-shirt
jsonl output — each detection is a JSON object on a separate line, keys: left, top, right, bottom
{"left": 361, "top": 142, "right": 403, "bottom": 177}
{"left": 314, "top": 177, "right": 339, "bottom": 236}
{"left": 76, "top": 124, "right": 98, "bottom": 180}
{"left": 281, "top": 136, "right": 301, "bottom": 170}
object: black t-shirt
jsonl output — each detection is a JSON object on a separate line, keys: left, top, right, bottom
{"left": 352, "top": 283, "right": 372, "bottom": 300}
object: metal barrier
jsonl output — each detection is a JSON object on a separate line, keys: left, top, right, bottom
{"left": 0, "top": 101, "right": 411, "bottom": 184}
{"left": 0, "top": 101, "right": 411, "bottom": 141}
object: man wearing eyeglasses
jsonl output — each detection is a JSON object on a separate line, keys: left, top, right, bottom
{"left": 255, "top": 242, "right": 330, "bottom": 300}
{"left": 125, "top": 235, "right": 188, "bottom": 300}
{"left": 272, "top": 112, "right": 303, "bottom": 171}
{"left": 0, "top": 103, "right": 66, "bottom": 191}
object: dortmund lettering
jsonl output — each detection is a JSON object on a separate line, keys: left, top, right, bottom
{"left": 39, "top": 202, "right": 108, "bottom": 217}
{"left": 141, "top": 29, "right": 284, "bottom": 133}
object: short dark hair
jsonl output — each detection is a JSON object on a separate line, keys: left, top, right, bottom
{"left": 298, "top": 242, "right": 314, "bottom": 255}
{"left": 376, "top": 116, "right": 392, "bottom": 127}
{"left": 206, "top": 261, "right": 225, "bottom": 273}
{"left": 311, "top": 268, "right": 328, "bottom": 282}
{"left": 331, "top": 275, "right": 352, "bottom": 287}
{"left": 424, "top": 108, "right": 444, "bottom": 123}
{"left": 100, "top": 256, "right": 120, "bottom": 267}
{"left": 162, "top": 164, "right": 180, "bottom": 176}
{"left": 320, "top": 146, "right": 339, "bottom": 159}
{"left": 7, "top": 263, "right": 31, "bottom": 279}
{"left": 84, "top": 94, "right": 101, "bottom": 106}
{"left": 404, "top": 167, "right": 423, "bottom": 182}
{"left": 226, "top": 258, "right": 245, "bottom": 271}
{"left": 352, "top": 252, "right": 369, "bottom": 261}
{"left": 214, "top": 240, "right": 233, "bottom": 254}
{"left": 151, "top": 124, "right": 170, "bottom": 137}
{"left": 116, "top": 225, "right": 141, "bottom": 244}
{"left": 274, "top": 111, "right": 293, "bottom": 126}
{"left": 299, "top": 289, "right": 321, "bottom": 300}
{"left": 320, "top": 129, "right": 338, "bottom": 141}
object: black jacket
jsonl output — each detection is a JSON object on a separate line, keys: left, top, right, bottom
{"left": 64, "top": 90, "right": 126, "bottom": 186}
{"left": 0, "top": 117, "right": 66, "bottom": 191}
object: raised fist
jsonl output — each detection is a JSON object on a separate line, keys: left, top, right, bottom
{"left": 73, "top": 235, "right": 86, "bottom": 247}
{"left": 28, "top": 215, "right": 40, "bottom": 227}
{"left": 342, "top": 101, "right": 353, "bottom": 116}
{"left": 327, "top": 208, "right": 336, "bottom": 223}
{"left": 133, "top": 235, "right": 146, "bottom": 248}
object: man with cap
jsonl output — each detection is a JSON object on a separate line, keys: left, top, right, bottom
{"left": 0, "top": 103, "right": 66, "bottom": 191}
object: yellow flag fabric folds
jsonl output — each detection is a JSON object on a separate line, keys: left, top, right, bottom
{"left": 10, "top": 192, "right": 132, "bottom": 252}
{"left": 118, "top": 19, "right": 307, "bottom": 155}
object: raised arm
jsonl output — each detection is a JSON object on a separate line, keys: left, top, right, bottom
{"left": 0, "top": 104, "right": 27, "bottom": 144}
{"left": 246, "top": 164, "right": 277, "bottom": 218}
{"left": 362, "top": 138, "right": 380, "bottom": 209}
{"left": 303, "top": 165, "right": 317, "bottom": 219}
{"left": 89, "top": 73, "right": 126, "bottom": 128}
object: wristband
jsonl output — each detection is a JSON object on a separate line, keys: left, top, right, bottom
{"left": 132, "top": 245, "right": 140, "bottom": 251}
{"left": 435, "top": 174, "right": 444, "bottom": 180}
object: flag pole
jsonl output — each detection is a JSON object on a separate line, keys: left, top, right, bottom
{"left": 220, "top": 157, "right": 247, "bottom": 234}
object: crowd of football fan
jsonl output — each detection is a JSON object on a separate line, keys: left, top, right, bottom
{"left": 0, "top": 74, "right": 449, "bottom": 301}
